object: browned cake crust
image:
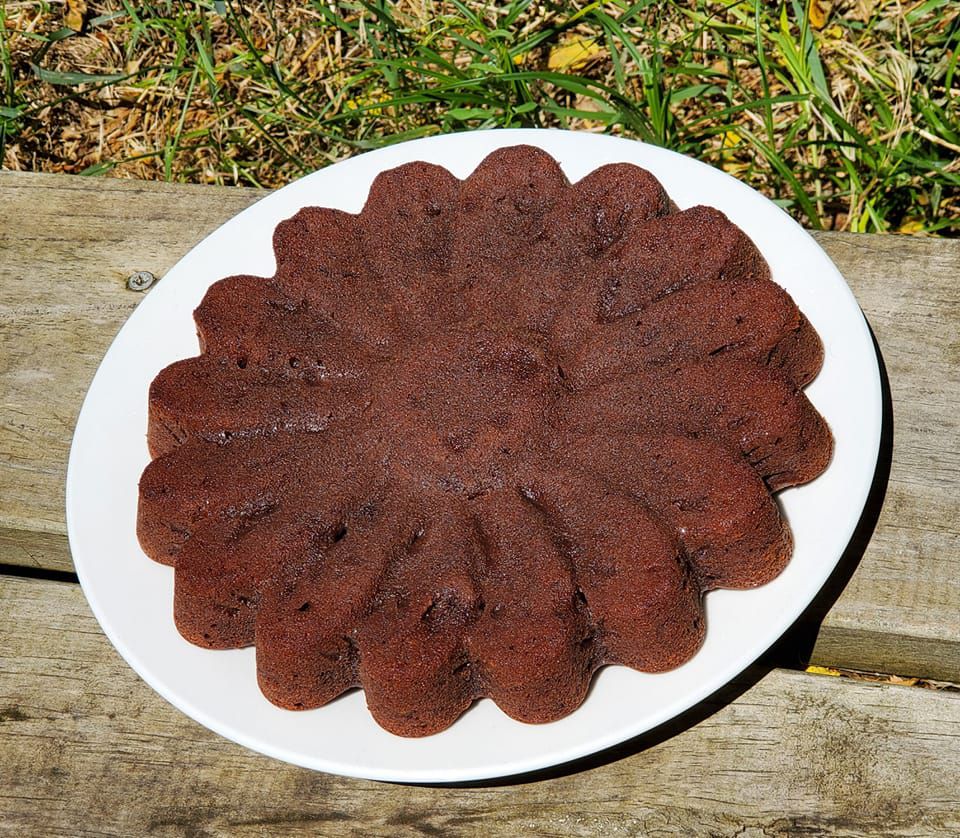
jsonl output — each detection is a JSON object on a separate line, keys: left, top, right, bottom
{"left": 137, "top": 145, "right": 833, "bottom": 736}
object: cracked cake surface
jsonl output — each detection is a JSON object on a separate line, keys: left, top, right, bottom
{"left": 137, "top": 144, "right": 832, "bottom": 737}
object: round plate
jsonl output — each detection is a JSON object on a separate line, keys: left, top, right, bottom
{"left": 67, "top": 129, "right": 881, "bottom": 783}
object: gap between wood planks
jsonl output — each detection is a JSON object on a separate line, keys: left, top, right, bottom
{"left": 0, "top": 562, "right": 78, "bottom": 585}
{"left": 803, "top": 665, "right": 960, "bottom": 694}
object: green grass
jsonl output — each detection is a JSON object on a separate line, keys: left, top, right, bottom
{"left": 2, "top": 0, "right": 958, "bottom": 233}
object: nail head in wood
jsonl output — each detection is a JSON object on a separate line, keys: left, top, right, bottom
{"left": 127, "top": 270, "right": 156, "bottom": 292}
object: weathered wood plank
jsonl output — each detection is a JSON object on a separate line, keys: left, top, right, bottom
{"left": 1, "top": 172, "right": 959, "bottom": 682}
{"left": 0, "top": 526, "right": 73, "bottom": 573}
{"left": 0, "top": 172, "right": 265, "bottom": 536}
{"left": 2, "top": 575, "right": 959, "bottom": 837}
{"left": 804, "top": 231, "right": 960, "bottom": 680}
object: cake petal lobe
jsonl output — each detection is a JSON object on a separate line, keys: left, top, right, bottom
{"left": 357, "top": 504, "right": 482, "bottom": 736}
{"left": 522, "top": 471, "right": 705, "bottom": 671}
{"left": 467, "top": 490, "right": 593, "bottom": 724}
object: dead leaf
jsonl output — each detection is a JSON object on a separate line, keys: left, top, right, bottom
{"left": 65, "top": 0, "right": 88, "bottom": 33}
{"left": 809, "top": 0, "right": 831, "bottom": 30}
{"left": 720, "top": 130, "right": 749, "bottom": 175}
{"left": 548, "top": 38, "right": 604, "bottom": 72}
{"left": 888, "top": 674, "right": 921, "bottom": 686}
{"left": 805, "top": 665, "right": 841, "bottom": 677}
{"left": 897, "top": 219, "right": 926, "bottom": 235}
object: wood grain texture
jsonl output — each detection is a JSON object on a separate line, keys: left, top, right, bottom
{"left": 1, "top": 172, "right": 958, "bottom": 682}
{"left": 0, "top": 172, "right": 264, "bottom": 537}
{"left": 805, "top": 232, "right": 960, "bottom": 680}
{"left": 0, "top": 526, "right": 73, "bottom": 573}
{"left": 2, "top": 575, "right": 959, "bottom": 838}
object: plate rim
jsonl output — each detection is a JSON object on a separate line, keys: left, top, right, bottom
{"left": 66, "top": 127, "right": 882, "bottom": 783}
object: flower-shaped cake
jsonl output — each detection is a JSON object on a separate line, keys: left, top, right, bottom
{"left": 138, "top": 145, "right": 832, "bottom": 736}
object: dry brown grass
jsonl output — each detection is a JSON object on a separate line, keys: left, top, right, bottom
{"left": 2, "top": 1, "right": 957, "bottom": 233}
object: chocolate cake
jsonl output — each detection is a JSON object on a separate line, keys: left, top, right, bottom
{"left": 137, "top": 145, "right": 832, "bottom": 736}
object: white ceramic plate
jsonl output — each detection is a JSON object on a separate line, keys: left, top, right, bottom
{"left": 67, "top": 129, "right": 881, "bottom": 783}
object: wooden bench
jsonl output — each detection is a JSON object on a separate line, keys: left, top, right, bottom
{"left": 2, "top": 171, "right": 958, "bottom": 835}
